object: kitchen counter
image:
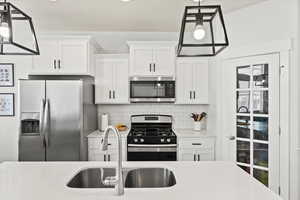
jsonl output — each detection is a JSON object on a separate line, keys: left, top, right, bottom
{"left": 0, "top": 161, "right": 281, "bottom": 200}
{"left": 87, "top": 129, "right": 214, "bottom": 139}
{"left": 174, "top": 128, "right": 215, "bottom": 138}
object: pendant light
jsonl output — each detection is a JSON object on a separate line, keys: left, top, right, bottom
{"left": 0, "top": 0, "right": 39, "bottom": 55}
{"left": 177, "top": 0, "right": 229, "bottom": 57}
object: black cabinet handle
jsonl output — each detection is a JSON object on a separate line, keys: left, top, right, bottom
{"left": 54, "top": 60, "right": 56, "bottom": 69}
{"left": 113, "top": 91, "right": 115, "bottom": 99}
{"left": 109, "top": 90, "right": 111, "bottom": 99}
{"left": 108, "top": 154, "right": 111, "bottom": 161}
{"left": 104, "top": 154, "right": 106, "bottom": 161}
{"left": 194, "top": 154, "right": 196, "bottom": 161}
{"left": 193, "top": 91, "right": 196, "bottom": 99}
{"left": 154, "top": 63, "right": 156, "bottom": 72}
{"left": 198, "top": 154, "right": 200, "bottom": 161}
{"left": 149, "top": 64, "right": 152, "bottom": 72}
{"left": 190, "top": 91, "right": 192, "bottom": 99}
{"left": 192, "top": 143, "right": 202, "bottom": 146}
{"left": 58, "top": 60, "right": 61, "bottom": 69}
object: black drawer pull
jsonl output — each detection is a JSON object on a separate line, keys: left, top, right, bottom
{"left": 192, "top": 143, "right": 202, "bottom": 146}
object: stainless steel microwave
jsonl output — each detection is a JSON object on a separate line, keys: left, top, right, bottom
{"left": 130, "top": 77, "right": 176, "bottom": 103}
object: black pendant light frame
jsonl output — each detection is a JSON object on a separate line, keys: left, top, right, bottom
{"left": 0, "top": 1, "right": 39, "bottom": 55}
{"left": 177, "top": 5, "right": 229, "bottom": 57}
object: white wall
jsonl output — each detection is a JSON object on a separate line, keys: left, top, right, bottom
{"left": 0, "top": 56, "right": 32, "bottom": 161}
{"left": 216, "top": 0, "right": 299, "bottom": 199}
{"left": 97, "top": 105, "right": 209, "bottom": 130}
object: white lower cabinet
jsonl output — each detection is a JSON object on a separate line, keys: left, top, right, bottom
{"left": 88, "top": 137, "right": 127, "bottom": 161}
{"left": 178, "top": 138, "right": 215, "bottom": 162}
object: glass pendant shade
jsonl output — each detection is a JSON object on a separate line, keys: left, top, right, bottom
{"left": 0, "top": 1, "right": 39, "bottom": 55}
{"left": 178, "top": 5, "right": 229, "bottom": 57}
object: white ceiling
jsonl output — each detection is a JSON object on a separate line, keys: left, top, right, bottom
{"left": 11, "top": 0, "right": 267, "bottom": 32}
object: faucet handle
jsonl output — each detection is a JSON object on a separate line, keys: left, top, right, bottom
{"left": 101, "top": 137, "right": 109, "bottom": 151}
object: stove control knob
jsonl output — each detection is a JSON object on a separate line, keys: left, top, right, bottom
{"left": 140, "top": 139, "right": 144, "bottom": 143}
{"left": 160, "top": 138, "right": 165, "bottom": 143}
{"left": 134, "top": 138, "right": 138, "bottom": 143}
{"left": 167, "top": 138, "right": 171, "bottom": 143}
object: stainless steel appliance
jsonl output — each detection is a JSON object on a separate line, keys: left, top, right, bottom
{"left": 127, "top": 115, "right": 177, "bottom": 161}
{"left": 18, "top": 78, "right": 97, "bottom": 161}
{"left": 130, "top": 77, "right": 175, "bottom": 103}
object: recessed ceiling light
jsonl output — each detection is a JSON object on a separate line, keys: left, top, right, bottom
{"left": 120, "top": 0, "right": 132, "bottom": 2}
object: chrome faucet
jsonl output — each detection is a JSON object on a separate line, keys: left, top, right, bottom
{"left": 101, "top": 126, "right": 124, "bottom": 195}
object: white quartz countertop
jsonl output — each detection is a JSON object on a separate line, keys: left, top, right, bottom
{"left": 87, "top": 129, "right": 214, "bottom": 139}
{"left": 0, "top": 161, "right": 281, "bottom": 200}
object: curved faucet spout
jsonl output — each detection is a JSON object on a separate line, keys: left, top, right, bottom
{"left": 101, "top": 126, "right": 124, "bottom": 195}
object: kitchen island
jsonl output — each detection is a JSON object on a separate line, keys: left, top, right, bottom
{"left": 0, "top": 161, "right": 281, "bottom": 200}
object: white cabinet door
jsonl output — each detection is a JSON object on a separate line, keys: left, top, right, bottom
{"left": 95, "top": 61, "right": 113, "bottom": 104}
{"left": 130, "top": 48, "right": 153, "bottom": 76}
{"left": 197, "top": 152, "right": 214, "bottom": 161}
{"left": 193, "top": 61, "right": 209, "bottom": 104}
{"left": 176, "top": 59, "right": 209, "bottom": 104}
{"left": 176, "top": 62, "right": 194, "bottom": 104}
{"left": 89, "top": 152, "right": 105, "bottom": 161}
{"left": 179, "top": 150, "right": 197, "bottom": 161}
{"left": 59, "top": 40, "right": 88, "bottom": 74}
{"left": 32, "top": 39, "right": 58, "bottom": 73}
{"left": 113, "top": 61, "right": 129, "bottom": 104}
{"left": 153, "top": 47, "right": 175, "bottom": 76}
{"left": 179, "top": 150, "right": 214, "bottom": 161}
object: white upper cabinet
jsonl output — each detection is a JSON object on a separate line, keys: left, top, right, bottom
{"left": 31, "top": 36, "right": 99, "bottom": 76}
{"left": 176, "top": 59, "right": 209, "bottom": 104}
{"left": 131, "top": 48, "right": 153, "bottom": 76}
{"left": 95, "top": 55, "right": 129, "bottom": 104}
{"left": 128, "top": 42, "right": 176, "bottom": 77}
{"left": 31, "top": 39, "right": 59, "bottom": 73}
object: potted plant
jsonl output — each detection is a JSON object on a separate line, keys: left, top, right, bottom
{"left": 190, "top": 112, "right": 207, "bottom": 131}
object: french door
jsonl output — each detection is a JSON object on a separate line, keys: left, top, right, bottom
{"left": 223, "top": 54, "right": 280, "bottom": 193}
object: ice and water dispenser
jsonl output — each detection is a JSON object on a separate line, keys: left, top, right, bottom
{"left": 20, "top": 113, "right": 40, "bottom": 136}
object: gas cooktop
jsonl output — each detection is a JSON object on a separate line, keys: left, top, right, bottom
{"left": 127, "top": 115, "right": 177, "bottom": 145}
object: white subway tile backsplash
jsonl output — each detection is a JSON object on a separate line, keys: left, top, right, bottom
{"left": 97, "top": 104, "right": 209, "bottom": 129}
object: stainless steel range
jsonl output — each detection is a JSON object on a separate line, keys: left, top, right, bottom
{"left": 127, "top": 115, "right": 177, "bottom": 161}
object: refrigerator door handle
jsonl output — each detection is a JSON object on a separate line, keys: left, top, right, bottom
{"left": 43, "top": 99, "right": 50, "bottom": 148}
{"left": 39, "top": 99, "right": 46, "bottom": 146}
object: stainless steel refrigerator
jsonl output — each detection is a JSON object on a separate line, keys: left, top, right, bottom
{"left": 18, "top": 78, "right": 97, "bottom": 161}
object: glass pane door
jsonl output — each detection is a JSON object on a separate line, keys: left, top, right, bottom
{"left": 232, "top": 54, "right": 280, "bottom": 193}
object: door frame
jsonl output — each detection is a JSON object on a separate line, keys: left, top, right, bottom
{"left": 217, "top": 39, "right": 293, "bottom": 200}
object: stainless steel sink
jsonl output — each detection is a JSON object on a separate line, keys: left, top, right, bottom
{"left": 67, "top": 167, "right": 176, "bottom": 189}
{"left": 67, "top": 168, "right": 117, "bottom": 188}
{"left": 125, "top": 168, "right": 176, "bottom": 188}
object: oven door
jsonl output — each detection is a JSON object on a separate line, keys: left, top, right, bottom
{"left": 127, "top": 144, "right": 177, "bottom": 161}
{"left": 130, "top": 78, "right": 175, "bottom": 103}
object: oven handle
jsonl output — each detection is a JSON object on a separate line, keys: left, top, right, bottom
{"left": 127, "top": 147, "right": 177, "bottom": 153}
{"left": 128, "top": 144, "right": 177, "bottom": 148}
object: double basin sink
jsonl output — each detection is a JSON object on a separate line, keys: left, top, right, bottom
{"left": 67, "top": 168, "right": 176, "bottom": 189}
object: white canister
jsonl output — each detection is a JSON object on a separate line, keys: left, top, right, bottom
{"left": 194, "top": 120, "right": 206, "bottom": 131}
{"left": 99, "top": 113, "right": 109, "bottom": 131}
{"left": 194, "top": 121, "right": 202, "bottom": 131}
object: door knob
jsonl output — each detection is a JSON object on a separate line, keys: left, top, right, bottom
{"left": 228, "top": 136, "right": 236, "bottom": 140}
